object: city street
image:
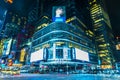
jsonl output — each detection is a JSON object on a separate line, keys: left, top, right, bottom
{"left": 0, "top": 73, "right": 120, "bottom": 80}
{"left": 0, "top": 0, "right": 120, "bottom": 80}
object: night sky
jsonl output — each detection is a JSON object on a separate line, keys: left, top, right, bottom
{"left": 13, "top": 0, "right": 120, "bottom": 37}
{"left": 105, "top": 0, "right": 120, "bottom": 36}
{"left": 0, "top": 0, "right": 120, "bottom": 37}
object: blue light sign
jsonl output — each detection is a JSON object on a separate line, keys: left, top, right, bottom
{"left": 52, "top": 6, "right": 66, "bottom": 22}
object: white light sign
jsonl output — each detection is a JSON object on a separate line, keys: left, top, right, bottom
{"left": 3, "top": 38, "right": 12, "bottom": 55}
{"left": 30, "top": 49, "right": 43, "bottom": 62}
{"left": 55, "top": 8, "right": 64, "bottom": 17}
{"left": 75, "top": 48, "right": 89, "bottom": 62}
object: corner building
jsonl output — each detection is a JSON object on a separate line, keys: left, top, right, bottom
{"left": 29, "top": 0, "right": 98, "bottom": 71}
{"left": 89, "top": 0, "right": 116, "bottom": 69}
{"left": 31, "top": 21, "right": 97, "bottom": 71}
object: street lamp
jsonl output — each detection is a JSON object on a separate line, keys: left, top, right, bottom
{"left": 66, "top": 61, "right": 69, "bottom": 75}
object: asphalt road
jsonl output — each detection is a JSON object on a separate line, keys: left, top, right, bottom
{"left": 0, "top": 73, "right": 120, "bottom": 80}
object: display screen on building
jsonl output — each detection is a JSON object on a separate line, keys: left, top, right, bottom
{"left": 52, "top": 6, "right": 66, "bottom": 22}
{"left": 75, "top": 48, "right": 89, "bottom": 62}
{"left": 30, "top": 49, "right": 43, "bottom": 62}
{"left": 116, "top": 44, "right": 120, "bottom": 50}
{"left": 2, "top": 39, "right": 12, "bottom": 55}
{"left": 20, "top": 48, "right": 26, "bottom": 62}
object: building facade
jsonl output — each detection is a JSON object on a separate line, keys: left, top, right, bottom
{"left": 30, "top": 21, "right": 97, "bottom": 71}
{"left": 27, "top": 0, "right": 98, "bottom": 71}
{"left": 0, "top": 0, "right": 116, "bottom": 70}
{"left": 115, "top": 37, "right": 120, "bottom": 69}
{"left": 89, "top": 0, "right": 116, "bottom": 69}
{"left": 28, "top": 0, "right": 117, "bottom": 70}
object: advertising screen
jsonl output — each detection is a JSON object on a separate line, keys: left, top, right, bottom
{"left": 30, "top": 49, "right": 43, "bottom": 62}
{"left": 75, "top": 48, "right": 89, "bottom": 62}
{"left": 52, "top": 6, "right": 66, "bottom": 22}
{"left": 116, "top": 44, "right": 120, "bottom": 50}
{"left": 20, "top": 48, "right": 26, "bottom": 62}
{"left": 2, "top": 39, "right": 12, "bottom": 55}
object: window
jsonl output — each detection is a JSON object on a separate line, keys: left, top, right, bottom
{"left": 48, "top": 49, "right": 53, "bottom": 59}
{"left": 56, "top": 49, "right": 63, "bottom": 59}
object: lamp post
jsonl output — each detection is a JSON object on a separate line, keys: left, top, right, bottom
{"left": 66, "top": 61, "right": 69, "bottom": 75}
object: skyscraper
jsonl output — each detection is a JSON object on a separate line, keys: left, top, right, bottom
{"left": 89, "top": 0, "right": 116, "bottom": 69}
{"left": 115, "top": 36, "right": 120, "bottom": 68}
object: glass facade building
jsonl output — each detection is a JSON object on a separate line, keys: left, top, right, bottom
{"left": 115, "top": 37, "right": 120, "bottom": 68}
{"left": 89, "top": 0, "right": 116, "bottom": 69}
{"left": 31, "top": 21, "right": 97, "bottom": 69}
{"left": 28, "top": 0, "right": 98, "bottom": 71}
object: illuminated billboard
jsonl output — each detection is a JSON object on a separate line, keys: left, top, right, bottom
{"left": 30, "top": 49, "right": 43, "bottom": 62}
{"left": 52, "top": 6, "right": 66, "bottom": 22}
{"left": 75, "top": 48, "right": 89, "bottom": 62}
{"left": 2, "top": 39, "right": 12, "bottom": 55}
{"left": 116, "top": 44, "right": 120, "bottom": 50}
{"left": 20, "top": 48, "right": 26, "bottom": 62}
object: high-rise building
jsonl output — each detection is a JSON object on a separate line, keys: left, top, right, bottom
{"left": 3, "top": 11, "right": 27, "bottom": 38}
{"left": 29, "top": 0, "right": 98, "bottom": 71}
{"left": 89, "top": 0, "right": 116, "bottom": 69}
{"left": 0, "top": 6, "right": 7, "bottom": 39}
{"left": 22, "top": 0, "right": 116, "bottom": 70}
{"left": 115, "top": 37, "right": 120, "bottom": 69}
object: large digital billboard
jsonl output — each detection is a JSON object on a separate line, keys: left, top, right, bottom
{"left": 52, "top": 6, "right": 66, "bottom": 22}
{"left": 75, "top": 48, "right": 89, "bottom": 62}
{"left": 30, "top": 49, "right": 44, "bottom": 62}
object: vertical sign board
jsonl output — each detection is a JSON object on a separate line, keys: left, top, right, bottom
{"left": 20, "top": 48, "right": 26, "bottom": 62}
{"left": 64, "top": 48, "right": 68, "bottom": 60}
{"left": 52, "top": 6, "right": 66, "bottom": 22}
{"left": 71, "top": 47, "right": 76, "bottom": 60}
{"left": 6, "top": 39, "right": 12, "bottom": 55}
{"left": 2, "top": 38, "right": 12, "bottom": 55}
{"left": 116, "top": 44, "right": 120, "bottom": 50}
{"left": 43, "top": 48, "right": 48, "bottom": 61}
